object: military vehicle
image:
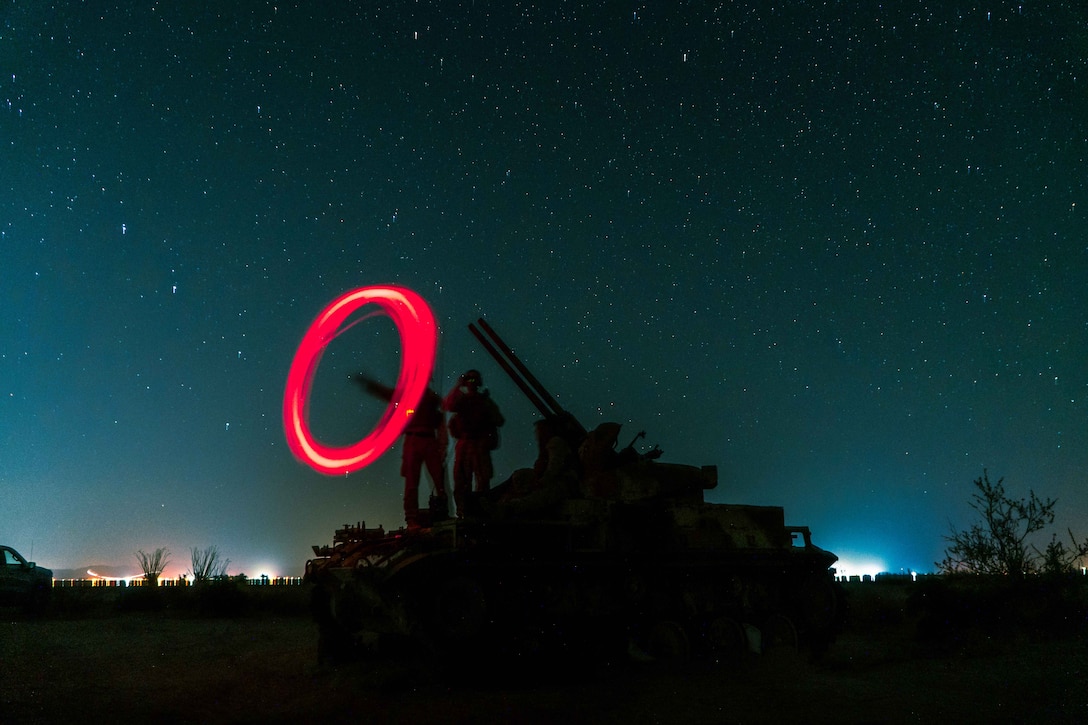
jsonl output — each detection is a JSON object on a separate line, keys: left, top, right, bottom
{"left": 306, "top": 319, "right": 840, "bottom": 664}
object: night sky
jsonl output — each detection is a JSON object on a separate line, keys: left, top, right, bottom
{"left": 3, "top": 2, "right": 1087, "bottom": 579}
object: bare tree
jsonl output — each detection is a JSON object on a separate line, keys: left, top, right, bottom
{"left": 189, "top": 546, "right": 230, "bottom": 583}
{"left": 135, "top": 547, "right": 170, "bottom": 586}
{"left": 938, "top": 470, "right": 1088, "bottom": 578}
{"left": 1039, "top": 528, "right": 1088, "bottom": 576}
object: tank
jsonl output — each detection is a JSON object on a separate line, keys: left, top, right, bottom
{"left": 305, "top": 319, "right": 841, "bottom": 664}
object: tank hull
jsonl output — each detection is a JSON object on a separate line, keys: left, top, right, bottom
{"left": 307, "top": 473, "right": 841, "bottom": 664}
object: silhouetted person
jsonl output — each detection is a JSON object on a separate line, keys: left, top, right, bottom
{"left": 443, "top": 369, "right": 504, "bottom": 517}
{"left": 356, "top": 374, "right": 448, "bottom": 528}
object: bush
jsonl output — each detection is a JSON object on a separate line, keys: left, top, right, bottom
{"left": 938, "top": 470, "right": 1088, "bottom": 578}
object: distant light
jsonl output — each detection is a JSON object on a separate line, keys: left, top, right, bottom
{"left": 252, "top": 562, "right": 279, "bottom": 579}
{"left": 834, "top": 555, "right": 888, "bottom": 579}
{"left": 87, "top": 569, "right": 143, "bottom": 583}
{"left": 283, "top": 285, "right": 437, "bottom": 475}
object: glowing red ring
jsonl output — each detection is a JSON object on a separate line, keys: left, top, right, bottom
{"left": 283, "top": 286, "right": 437, "bottom": 475}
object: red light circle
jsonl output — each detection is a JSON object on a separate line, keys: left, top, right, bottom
{"left": 283, "top": 286, "right": 437, "bottom": 474}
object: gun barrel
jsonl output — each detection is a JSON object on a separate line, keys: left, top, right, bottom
{"left": 469, "top": 318, "right": 586, "bottom": 437}
{"left": 468, "top": 322, "right": 552, "bottom": 417}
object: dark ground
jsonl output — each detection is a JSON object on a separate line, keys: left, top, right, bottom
{"left": 2, "top": 582, "right": 1086, "bottom": 724}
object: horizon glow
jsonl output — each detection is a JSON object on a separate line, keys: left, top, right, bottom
{"left": 283, "top": 285, "right": 437, "bottom": 475}
{"left": 834, "top": 554, "right": 892, "bottom": 579}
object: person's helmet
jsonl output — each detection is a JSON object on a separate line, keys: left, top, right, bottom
{"left": 462, "top": 369, "right": 483, "bottom": 386}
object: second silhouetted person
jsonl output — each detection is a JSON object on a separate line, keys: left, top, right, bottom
{"left": 443, "top": 369, "right": 504, "bottom": 517}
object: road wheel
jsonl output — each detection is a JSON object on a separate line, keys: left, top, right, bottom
{"left": 761, "top": 613, "right": 798, "bottom": 653}
{"left": 705, "top": 615, "right": 748, "bottom": 658}
{"left": 431, "top": 576, "right": 488, "bottom": 646}
{"left": 644, "top": 620, "right": 691, "bottom": 662}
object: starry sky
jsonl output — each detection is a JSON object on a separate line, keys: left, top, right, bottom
{"left": 3, "top": 2, "right": 1087, "bottom": 578}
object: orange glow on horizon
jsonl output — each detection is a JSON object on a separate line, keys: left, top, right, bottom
{"left": 86, "top": 569, "right": 144, "bottom": 583}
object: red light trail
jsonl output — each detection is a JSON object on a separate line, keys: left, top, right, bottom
{"left": 283, "top": 286, "right": 437, "bottom": 475}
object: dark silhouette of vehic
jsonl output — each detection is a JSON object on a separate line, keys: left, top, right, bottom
{"left": 0, "top": 545, "right": 52, "bottom": 611}
{"left": 306, "top": 319, "right": 841, "bottom": 665}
